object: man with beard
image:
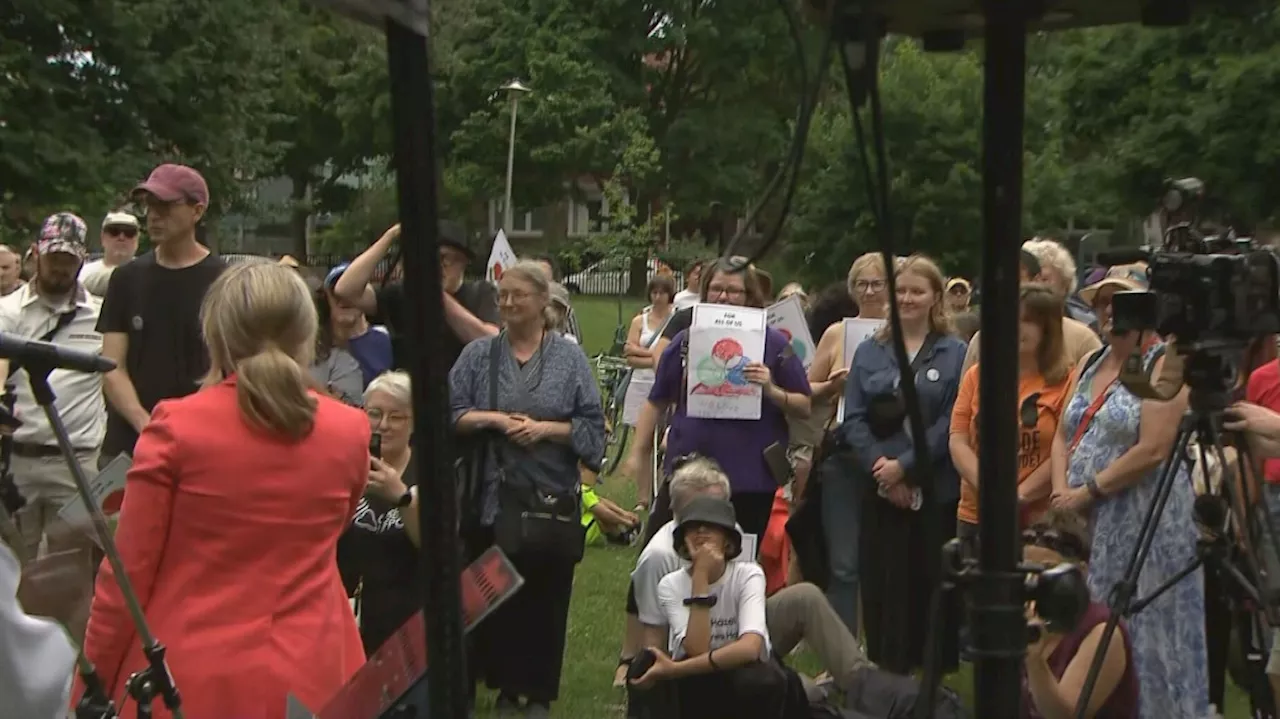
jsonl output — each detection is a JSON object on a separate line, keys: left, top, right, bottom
{"left": 97, "top": 164, "right": 225, "bottom": 465}
{"left": 333, "top": 221, "right": 498, "bottom": 371}
{"left": 0, "top": 213, "right": 105, "bottom": 641}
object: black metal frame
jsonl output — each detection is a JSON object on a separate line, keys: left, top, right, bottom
{"left": 971, "top": 3, "right": 1029, "bottom": 716}
{"left": 382, "top": 20, "right": 471, "bottom": 719}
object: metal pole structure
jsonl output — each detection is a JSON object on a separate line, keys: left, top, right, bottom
{"left": 501, "top": 80, "right": 531, "bottom": 233}
{"left": 384, "top": 18, "right": 469, "bottom": 719}
{"left": 972, "top": 2, "right": 1029, "bottom": 716}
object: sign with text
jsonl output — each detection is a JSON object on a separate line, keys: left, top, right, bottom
{"left": 766, "top": 295, "right": 816, "bottom": 370}
{"left": 836, "top": 318, "right": 886, "bottom": 424}
{"left": 686, "top": 304, "right": 767, "bottom": 421}
{"left": 57, "top": 453, "right": 131, "bottom": 544}
{"left": 485, "top": 230, "right": 518, "bottom": 284}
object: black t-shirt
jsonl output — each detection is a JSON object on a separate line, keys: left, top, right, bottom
{"left": 96, "top": 252, "right": 225, "bottom": 456}
{"left": 373, "top": 280, "right": 499, "bottom": 371}
{"left": 336, "top": 458, "right": 418, "bottom": 655}
{"left": 661, "top": 306, "right": 695, "bottom": 341}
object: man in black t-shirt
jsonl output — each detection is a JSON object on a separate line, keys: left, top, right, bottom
{"left": 332, "top": 221, "right": 498, "bottom": 371}
{"left": 98, "top": 164, "right": 225, "bottom": 462}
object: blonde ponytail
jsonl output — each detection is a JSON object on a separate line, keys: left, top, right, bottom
{"left": 235, "top": 346, "right": 318, "bottom": 440}
{"left": 201, "top": 262, "right": 321, "bottom": 441}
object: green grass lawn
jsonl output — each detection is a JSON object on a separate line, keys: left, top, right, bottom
{"left": 471, "top": 295, "right": 1252, "bottom": 717}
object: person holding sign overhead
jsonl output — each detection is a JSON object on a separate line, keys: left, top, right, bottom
{"left": 841, "top": 253, "right": 966, "bottom": 675}
{"left": 622, "top": 259, "right": 811, "bottom": 540}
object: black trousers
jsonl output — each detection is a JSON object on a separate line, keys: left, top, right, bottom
{"left": 465, "top": 528, "right": 577, "bottom": 704}
{"left": 628, "top": 660, "right": 801, "bottom": 719}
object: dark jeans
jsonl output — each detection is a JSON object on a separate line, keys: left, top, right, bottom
{"left": 629, "top": 660, "right": 798, "bottom": 719}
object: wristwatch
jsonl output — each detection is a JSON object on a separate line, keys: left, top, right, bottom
{"left": 683, "top": 594, "right": 718, "bottom": 608}
{"left": 395, "top": 488, "right": 415, "bottom": 508}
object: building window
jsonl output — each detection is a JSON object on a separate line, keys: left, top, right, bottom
{"left": 488, "top": 200, "right": 546, "bottom": 238}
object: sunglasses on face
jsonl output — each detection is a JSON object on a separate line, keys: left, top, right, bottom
{"left": 105, "top": 226, "right": 138, "bottom": 239}
{"left": 948, "top": 286, "right": 969, "bottom": 295}
{"left": 1022, "top": 527, "right": 1089, "bottom": 563}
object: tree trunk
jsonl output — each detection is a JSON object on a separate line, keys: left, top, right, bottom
{"left": 627, "top": 191, "right": 652, "bottom": 297}
{"left": 289, "top": 172, "right": 311, "bottom": 260}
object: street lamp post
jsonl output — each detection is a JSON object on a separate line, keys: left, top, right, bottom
{"left": 501, "top": 79, "right": 532, "bottom": 233}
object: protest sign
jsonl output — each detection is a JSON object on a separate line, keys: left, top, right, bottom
{"left": 686, "top": 304, "right": 767, "bottom": 420}
{"left": 766, "top": 295, "right": 816, "bottom": 370}
{"left": 485, "top": 230, "right": 518, "bottom": 284}
{"left": 836, "top": 317, "right": 886, "bottom": 423}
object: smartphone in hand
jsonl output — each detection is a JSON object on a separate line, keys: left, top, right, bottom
{"left": 370, "top": 432, "right": 382, "bottom": 460}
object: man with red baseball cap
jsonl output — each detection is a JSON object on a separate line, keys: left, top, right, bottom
{"left": 95, "top": 164, "right": 225, "bottom": 465}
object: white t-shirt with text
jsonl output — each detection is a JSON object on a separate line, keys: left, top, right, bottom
{"left": 631, "top": 520, "right": 753, "bottom": 627}
{"left": 658, "top": 561, "right": 771, "bottom": 661}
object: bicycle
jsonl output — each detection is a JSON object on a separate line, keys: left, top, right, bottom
{"left": 595, "top": 353, "right": 632, "bottom": 475}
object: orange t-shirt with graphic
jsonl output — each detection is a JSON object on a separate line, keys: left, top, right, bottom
{"left": 951, "top": 364, "right": 1070, "bottom": 525}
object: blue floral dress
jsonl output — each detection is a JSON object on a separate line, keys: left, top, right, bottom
{"left": 1063, "top": 344, "right": 1208, "bottom": 719}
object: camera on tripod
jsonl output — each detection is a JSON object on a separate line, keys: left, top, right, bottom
{"left": 1107, "top": 177, "right": 1280, "bottom": 350}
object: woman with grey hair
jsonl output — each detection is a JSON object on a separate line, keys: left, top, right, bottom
{"left": 450, "top": 260, "right": 606, "bottom": 717}
{"left": 335, "top": 370, "right": 422, "bottom": 656}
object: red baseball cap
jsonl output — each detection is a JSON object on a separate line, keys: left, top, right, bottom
{"left": 133, "top": 164, "right": 209, "bottom": 205}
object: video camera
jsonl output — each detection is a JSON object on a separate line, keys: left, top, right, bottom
{"left": 1107, "top": 178, "right": 1280, "bottom": 348}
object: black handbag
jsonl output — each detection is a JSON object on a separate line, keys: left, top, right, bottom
{"left": 487, "top": 335, "right": 586, "bottom": 564}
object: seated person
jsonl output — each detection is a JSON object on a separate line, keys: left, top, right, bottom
{"left": 617, "top": 457, "right": 873, "bottom": 695}
{"left": 1021, "top": 509, "right": 1138, "bottom": 718}
{"left": 582, "top": 479, "right": 640, "bottom": 547}
{"left": 630, "top": 496, "right": 801, "bottom": 719}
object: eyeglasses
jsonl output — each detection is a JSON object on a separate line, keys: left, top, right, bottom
{"left": 1021, "top": 527, "right": 1089, "bottom": 563}
{"left": 707, "top": 284, "right": 745, "bottom": 299}
{"left": 853, "top": 280, "right": 886, "bottom": 293}
{"left": 498, "top": 289, "right": 533, "bottom": 303}
{"left": 366, "top": 408, "right": 411, "bottom": 427}
{"left": 104, "top": 226, "right": 137, "bottom": 239}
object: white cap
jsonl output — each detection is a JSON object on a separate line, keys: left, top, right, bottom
{"left": 102, "top": 211, "right": 139, "bottom": 229}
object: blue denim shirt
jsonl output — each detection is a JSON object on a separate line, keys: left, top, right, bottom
{"left": 839, "top": 332, "right": 967, "bottom": 505}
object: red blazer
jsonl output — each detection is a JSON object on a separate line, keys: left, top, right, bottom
{"left": 81, "top": 378, "right": 370, "bottom": 719}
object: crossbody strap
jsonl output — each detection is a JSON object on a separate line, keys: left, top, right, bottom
{"left": 7, "top": 306, "right": 80, "bottom": 380}
{"left": 488, "top": 333, "right": 504, "bottom": 467}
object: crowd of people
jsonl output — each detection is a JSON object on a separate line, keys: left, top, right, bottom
{"left": 1, "top": 159, "right": 1279, "bottom": 719}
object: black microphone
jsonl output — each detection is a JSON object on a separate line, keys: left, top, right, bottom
{"left": 0, "top": 334, "right": 116, "bottom": 374}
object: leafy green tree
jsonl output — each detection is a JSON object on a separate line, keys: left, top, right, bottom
{"left": 1057, "top": 6, "right": 1280, "bottom": 227}
{"left": 2, "top": 0, "right": 297, "bottom": 240}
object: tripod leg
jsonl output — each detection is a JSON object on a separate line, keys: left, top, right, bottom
{"left": 1074, "top": 423, "right": 1194, "bottom": 719}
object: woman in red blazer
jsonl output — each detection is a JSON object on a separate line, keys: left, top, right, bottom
{"left": 80, "top": 263, "right": 370, "bottom": 718}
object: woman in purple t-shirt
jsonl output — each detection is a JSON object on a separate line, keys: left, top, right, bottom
{"left": 622, "top": 260, "right": 812, "bottom": 538}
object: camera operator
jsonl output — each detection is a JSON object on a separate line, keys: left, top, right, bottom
{"left": 1021, "top": 510, "right": 1138, "bottom": 718}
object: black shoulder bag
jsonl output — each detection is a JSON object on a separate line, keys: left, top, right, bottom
{"left": 489, "top": 336, "right": 586, "bottom": 564}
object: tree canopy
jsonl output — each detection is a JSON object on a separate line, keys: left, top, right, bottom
{"left": 5, "top": 0, "right": 1279, "bottom": 281}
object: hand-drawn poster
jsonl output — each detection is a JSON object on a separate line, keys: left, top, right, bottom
{"left": 686, "top": 305, "right": 767, "bottom": 420}
{"left": 485, "top": 229, "right": 518, "bottom": 283}
{"left": 836, "top": 317, "right": 886, "bottom": 424}
{"left": 766, "top": 295, "right": 816, "bottom": 370}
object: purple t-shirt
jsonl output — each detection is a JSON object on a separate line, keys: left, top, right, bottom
{"left": 649, "top": 326, "right": 811, "bottom": 494}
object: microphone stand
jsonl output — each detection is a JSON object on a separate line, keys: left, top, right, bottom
{"left": 20, "top": 360, "right": 182, "bottom": 719}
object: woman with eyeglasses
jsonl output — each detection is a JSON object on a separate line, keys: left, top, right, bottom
{"left": 623, "top": 260, "right": 812, "bottom": 539}
{"left": 450, "top": 261, "right": 605, "bottom": 717}
{"left": 335, "top": 370, "right": 421, "bottom": 656}
{"left": 841, "top": 254, "right": 966, "bottom": 674}
{"left": 1020, "top": 509, "right": 1139, "bottom": 718}
{"left": 1049, "top": 263, "right": 1208, "bottom": 719}
{"left": 805, "top": 253, "right": 893, "bottom": 634}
